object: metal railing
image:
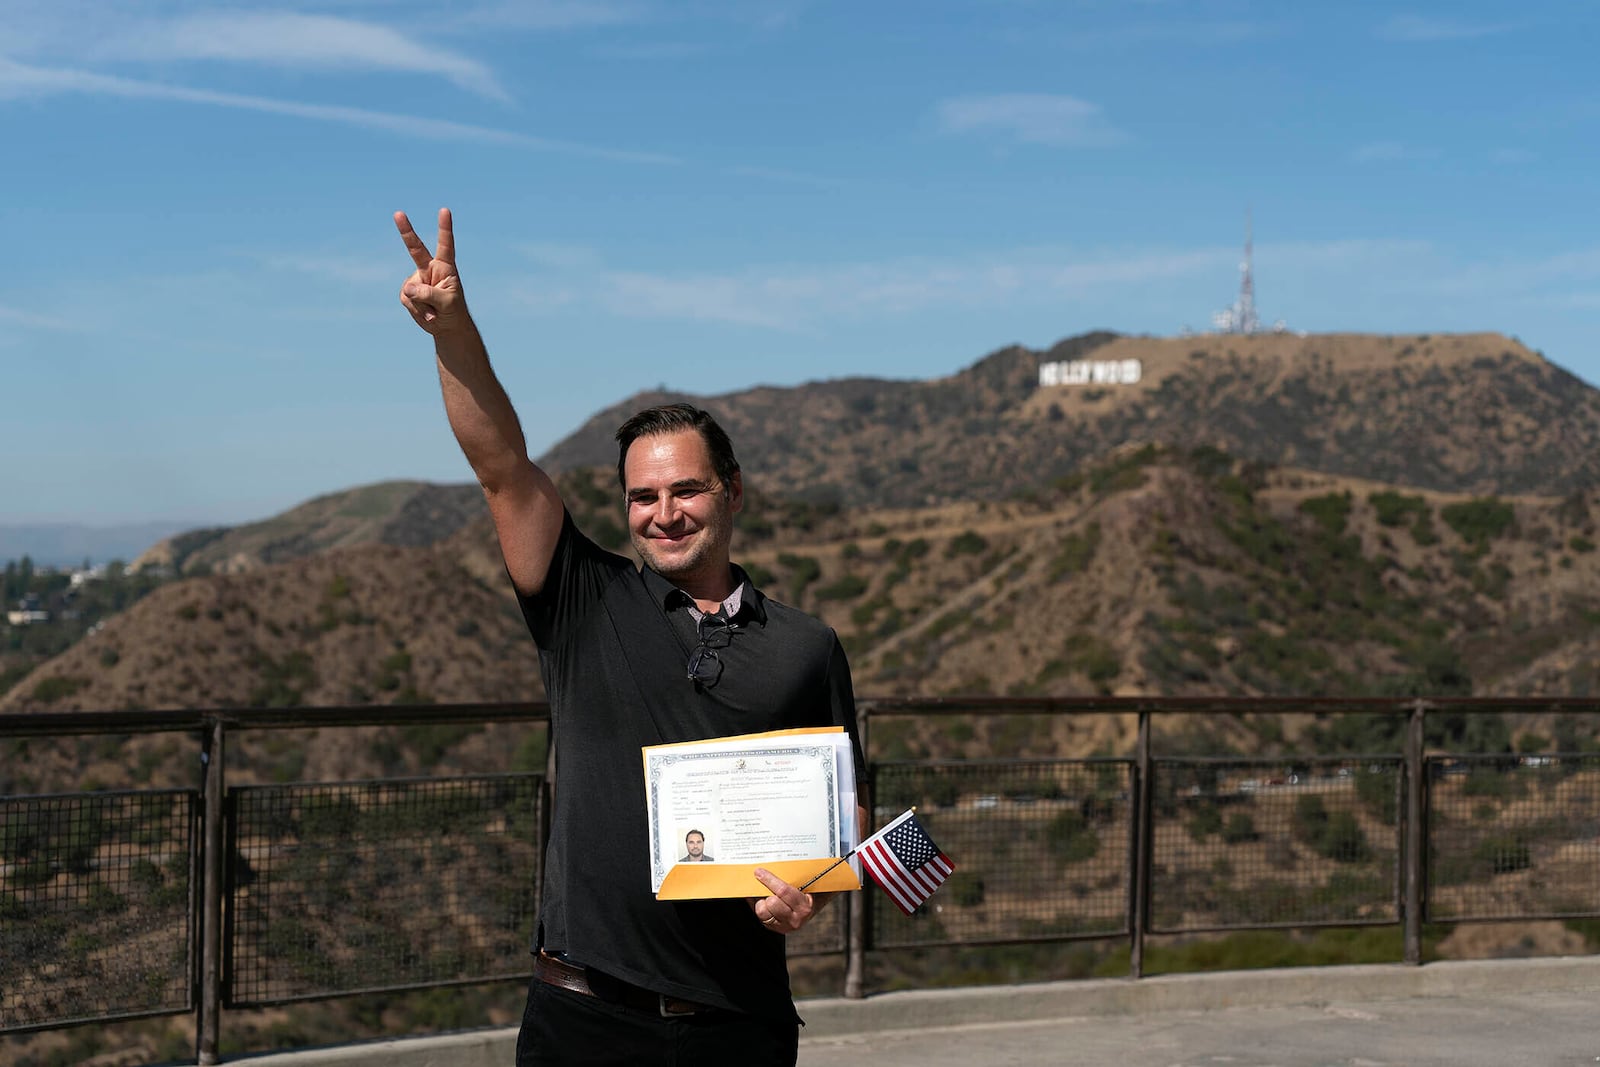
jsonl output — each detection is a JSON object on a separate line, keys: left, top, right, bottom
{"left": 3, "top": 697, "right": 1599, "bottom": 1064}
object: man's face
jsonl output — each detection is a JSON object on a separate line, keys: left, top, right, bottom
{"left": 685, "top": 832, "right": 705, "bottom": 859}
{"left": 624, "top": 429, "right": 743, "bottom": 586}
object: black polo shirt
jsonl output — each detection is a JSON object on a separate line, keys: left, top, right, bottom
{"left": 517, "top": 511, "right": 862, "bottom": 1022}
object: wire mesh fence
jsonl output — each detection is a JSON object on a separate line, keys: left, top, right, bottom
{"left": 226, "top": 774, "right": 542, "bottom": 1006}
{"left": 0, "top": 790, "right": 196, "bottom": 1033}
{"left": 1426, "top": 754, "right": 1600, "bottom": 921}
{"left": 870, "top": 760, "right": 1132, "bottom": 948}
{"left": 1150, "top": 758, "right": 1402, "bottom": 931}
{"left": 4, "top": 701, "right": 1599, "bottom": 1047}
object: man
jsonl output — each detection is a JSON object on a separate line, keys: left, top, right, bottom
{"left": 395, "top": 209, "right": 865, "bottom": 1067}
{"left": 680, "top": 830, "right": 713, "bottom": 863}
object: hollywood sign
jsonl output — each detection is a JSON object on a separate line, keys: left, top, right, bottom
{"left": 1038, "top": 359, "right": 1143, "bottom": 387}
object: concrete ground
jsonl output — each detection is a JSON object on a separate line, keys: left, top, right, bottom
{"left": 798, "top": 983, "right": 1599, "bottom": 1066}
{"left": 239, "top": 956, "right": 1600, "bottom": 1067}
{"left": 794, "top": 957, "right": 1600, "bottom": 1067}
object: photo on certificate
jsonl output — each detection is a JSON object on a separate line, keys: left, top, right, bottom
{"left": 642, "top": 728, "right": 856, "bottom": 895}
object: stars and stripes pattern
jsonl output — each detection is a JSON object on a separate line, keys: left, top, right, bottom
{"left": 857, "top": 809, "right": 955, "bottom": 915}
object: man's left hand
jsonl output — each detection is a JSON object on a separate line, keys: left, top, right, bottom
{"left": 748, "top": 868, "right": 820, "bottom": 935}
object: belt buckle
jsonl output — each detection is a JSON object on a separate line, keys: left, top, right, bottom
{"left": 658, "top": 994, "right": 695, "bottom": 1018}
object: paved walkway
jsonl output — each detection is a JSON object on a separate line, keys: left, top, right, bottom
{"left": 793, "top": 956, "right": 1600, "bottom": 1067}
{"left": 244, "top": 956, "right": 1600, "bottom": 1067}
{"left": 799, "top": 987, "right": 1599, "bottom": 1066}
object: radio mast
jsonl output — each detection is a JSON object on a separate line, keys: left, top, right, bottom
{"left": 1211, "top": 212, "right": 1266, "bottom": 334}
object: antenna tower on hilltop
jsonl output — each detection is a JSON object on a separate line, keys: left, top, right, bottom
{"left": 1211, "top": 212, "right": 1270, "bottom": 334}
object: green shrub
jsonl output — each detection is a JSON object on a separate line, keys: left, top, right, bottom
{"left": 815, "top": 574, "right": 869, "bottom": 601}
{"left": 1291, "top": 796, "right": 1370, "bottom": 861}
{"left": 1300, "top": 492, "right": 1352, "bottom": 535}
{"left": 946, "top": 530, "right": 989, "bottom": 558}
{"left": 1356, "top": 768, "right": 1398, "bottom": 823}
{"left": 1049, "top": 524, "right": 1101, "bottom": 581}
{"left": 1187, "top": 805, "right": 1223, "bottom": 842}
{"left": 1411, "top": 510, "right": 1439, "bottom": 545}
{"left": 1221, "top": 812, "right": 1259, "bottom": 844}
{"left": 1441, "top": 498, "right": 1515, "bottom": 545}
{"left": 31, "top": 675, "right": 90, "bottom": 704}
{"left": 1473, "top": 833, "right": 1531, "bottom": 874}
{"left": 1369, "top": 491, "right": 1427, "bottom": 527}
{"left": 1046, "top": 809, "right": 1100, "bottom": 864}
{"left": 948, "top": 871, "right": 986, "bottom": 907}
{"left": 1292, "top": 794, "right": 1330, "bottom": 843}
{"left": 1317, "top": 811, "right": 1371, "bottom": 862}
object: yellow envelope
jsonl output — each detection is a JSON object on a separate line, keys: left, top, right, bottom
{"left": 657, "top": 857, "right": 860, "bottom": 899}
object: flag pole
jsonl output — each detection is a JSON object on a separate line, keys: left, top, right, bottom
{"left": 797, "top": 848, "right": 856, "bottom": 892}
{"left": 798, "top": 807, "right": 915, "bottom": 891}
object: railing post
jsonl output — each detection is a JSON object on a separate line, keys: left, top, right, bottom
{"left": 197, "top": 717, "right": 226, "bottom": 1065}
{"left": 1403, "top": 699, "right": 1426, "bottom": 966}
{"left": 1130, "top": 709, "right": 1153, "bottom": 979}
{"left": 845, "top": 703, "right": 871, "bottom": 999}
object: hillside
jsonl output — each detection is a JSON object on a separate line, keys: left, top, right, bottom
{"left": 9, "top": 443, "right": 1600, "bottom": 791}
{"left": 0, "top": 541, "right": 543, "bottom": 794}
{"left": 744, "top": 447, "right": 1600, "bottom": 702}
{"left": 133, "top": 481, "right": 486, "bottom": 575}
{"left": 541, "top": 331, "right": 1600, "bottom": 505}
{"left": 105, "top": 331, "right": 1600, "bottom": 582}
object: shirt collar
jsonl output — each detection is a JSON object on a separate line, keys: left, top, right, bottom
{"left": 643, "top": 563, "right": 768, "bottom": 626}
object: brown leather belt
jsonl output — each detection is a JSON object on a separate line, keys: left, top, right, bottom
{"left": 534, "top": 951, "right": 717, "bottom": 1017}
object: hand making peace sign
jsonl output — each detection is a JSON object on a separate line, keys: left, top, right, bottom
{"left": 394, "top": 208, "right": 467, "bottom": 336}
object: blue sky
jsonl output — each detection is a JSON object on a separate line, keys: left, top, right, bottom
{"left": 4, "top": 0, "right": 1596, "bottom": 527}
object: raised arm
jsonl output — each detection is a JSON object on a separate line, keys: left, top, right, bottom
{"left": 395, "top": 208, "right": 564, "bottom": 597}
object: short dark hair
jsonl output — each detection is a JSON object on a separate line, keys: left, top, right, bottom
{"left": 685, "top": 829, "right": 704, "bottom": 842}
{"left": 615, "top": 404, "right": 740, "bottom": 493}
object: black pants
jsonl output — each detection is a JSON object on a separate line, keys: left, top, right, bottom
{"left": 515, "top": 976, "right": 799, "bottom": 1067}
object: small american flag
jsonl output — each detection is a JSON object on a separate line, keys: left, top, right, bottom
{"left": 857, "top": 809, "right": 954, "bottom": 915}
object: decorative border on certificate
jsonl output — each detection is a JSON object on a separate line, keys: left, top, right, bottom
{"left": 644, "top": 740, "right": 842, "bottom": 893}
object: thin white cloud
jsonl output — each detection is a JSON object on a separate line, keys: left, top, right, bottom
{"left": 252, "top": 252, "right": 395, "bottom": 287}
{"left": 516, "top": 243, "right": 609, "bottom": 270}
{"left": 1350, "top": 140, "right": 1437, "bottom": 163}
{"left": 1530, "top": 291, "right": 1600, "bottom": 311}
{"left": 460, "top": 0, "right": 647, "bottom": 30}
{"left": 0, "top": 58, "right": 679, "bottom": 165}
{"left": 0, "top": 303, "right": 80, "bottom": 331}
{"left": 502, "top": 238, "right": 1456, "bottom": 331}
{"left": 589, "top": 41, "right": 713, "bottom": 60}
{"left": 509, "top": 245, "right": 1239, "bottom": 329}
{"left": 98, "top": 12, "right": 508, "bottom": 101}
{"left": 601, "top": 272, "right": 807, "bottom": 329}
{"left": 729, "top": 164, "right": 847, "bottom": 189}
{"left": 1490, "top": 147, "right": 1535, "bottom": 166}
{"left": 1038, "top": 20, "right": 1278, "bottom": 50}
{"left": 1376, "top": 15, "right": 1519, "bottom": 42}
{"left": 935, "top": 93, "right": 1126, "bottom": 148}
{"left": 1418, "top": 247, "right": 1600, "bottom": 296}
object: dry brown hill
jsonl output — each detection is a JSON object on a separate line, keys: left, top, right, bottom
{"left": 0, "top": 541, "right": 542, "bottom": 794}
{"left": 116, "top": 331, "right": 1600, "bottom": 583}
{"left": 11, "top": 444, "right": 1600, "bottom": 791}
{"left": 752, "top": 452, "right": 1600, "bottom": 706}
{"left": 541, "top": 331, "right": 1600, "bottom": 505}
{"left": 134, "top": 481, "right": 485, "bottom": 575}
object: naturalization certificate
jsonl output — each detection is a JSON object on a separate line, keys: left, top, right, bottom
{"left": 642, "top": 727, "right": 858, "bottom": 897}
